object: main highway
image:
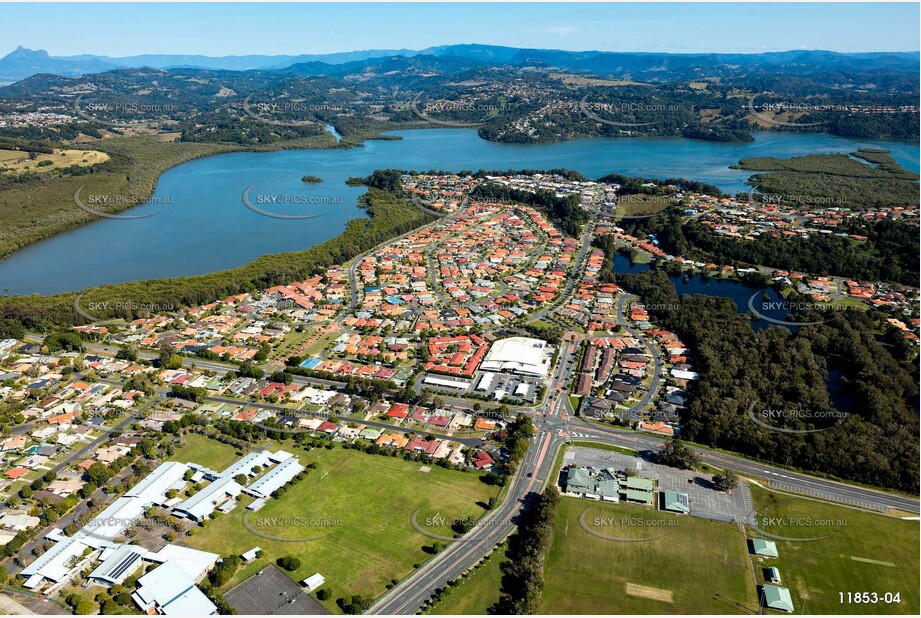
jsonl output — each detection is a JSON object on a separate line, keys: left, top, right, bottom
{"left": 568, "top": 419, "right": 920, "bottom": 513}
{"left": 369, "top": 196, "right": 919, "bottom": 615}
{"left": 24, "top": 191, "right": 916, "bottom": 614}
{"left": 371, "top": 412, "right": 919, "bottom": 614}
{"left": 369, "top": 423, "right": 565, "bottom": 615}
{"left": 370, "top": 311, "right": 918, "bottom": 615}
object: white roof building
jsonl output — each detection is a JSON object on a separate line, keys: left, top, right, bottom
{"left": 0, "top": 512, "right": 41, "bottom": 531}
{"left": 219, "top": 450, "right": 272, "bottom": 480}
{"left": 132, "top": 560, "right": 217, "bottom": 616}
{"left": 302, "top": 573, "right": 325, "bottom": 591}
{"left": 423, "top": 375, "right": 471, "bottom": 390}
{"left": 670, "top": 368, "right": 700, "bottom": 381}
{"left": 88, "top": 545, "right": 149, "bottom": 586}
{"left": 244, "top": 457, "right": 304, "bottom": 499}
{"left": 126, "top": 461, "right": 188, "bottom": 501}
{"left": 476, "top": 372, "right": 496, "bottom": 391}
{"left": 79, "top": 496, "right": 147, "bottom": 544}
{"left": 172, "top": 477, "right": 242, "bottom": 522}
{"left": 148, "top": 544, "right": 219, "bottom": 579}
{"left": 480, "top": 337, "right": 553, "bottom": 378}
{"left": 267, "top": 450, "right": 294, "bottom": 464}
{"left": 20, "top": 535, "right": 90, "bottom": 588}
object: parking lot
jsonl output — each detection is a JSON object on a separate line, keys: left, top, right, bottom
{"left": 563, "top": 446, "right": 753, "bottom": 522}
{"left": 473, "top": 371, "right": 542, "bottom": 403}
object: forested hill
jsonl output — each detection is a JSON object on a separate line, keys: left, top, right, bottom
{"left": 2, "top": 44, "right": 918, "bottom": 82}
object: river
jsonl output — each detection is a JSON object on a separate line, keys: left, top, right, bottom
{"left": 1, "top": 129, "right": 916, "bottom": 296}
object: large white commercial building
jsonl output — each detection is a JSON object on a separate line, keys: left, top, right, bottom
{"left": 22, "top": 461, "right": 191, "bottom": 590}
{"left": 132, "top": 555, "right": 218, "bottom": 616}
{"left": 479, "top": 337, "right": 553, "bottom": 378}
{"left": 20, "top": 450, "right": 302, "bottom": 596}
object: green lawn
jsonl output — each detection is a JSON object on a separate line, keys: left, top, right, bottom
{"left": 617, "top": 194, "right": 674, "bottom": 218}
{"left": 527, "top": 318, "right": 559, "bottom": 331}
{"left": 569, "top": 441, "right": 637, "bottom": 457}
{"left": 270, "top": 329, "right": 313, "bottom": 361}
{"left": 425, "top": 544, "right": 505, "bottom": 614}
{"left": 540, "top": 497, "right": 758, "bottom": 614}
{"left": 304, "top": 330, "right": 341, "bottom": 357}
{"left": 183, "top": 444, "right": 499, "bottom": 612}
{"left": 629, "top": 250, "right": 654, "bottom": 264}
{"left": 749, "top": 487, "right": 919, "bottom": 614}
{"left": 167, "top": 433, "right": 241, "bottom": 471}
{"left": 568, "top": 395, "right": 581, "bottom": 412}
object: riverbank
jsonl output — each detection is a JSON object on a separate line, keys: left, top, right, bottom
{"left": 0, "top": 187, "right": 436, "bottom": 336}
{"left": 0, "top": 121, "right": 434, "bottom": 260}
{"left": 3, "top": 127, "right": 917, "bottom": 267}
{"left": 3, "top": 129, "right": 917, "bottom": 296}
{"left": 0, "top": 133, "right": 341, "bottom": 258}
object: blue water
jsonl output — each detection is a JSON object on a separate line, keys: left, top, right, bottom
{"left": 613, "top": 254, "right": 790, "bottom": 331}
{"left": 1, "top": 129, "right": 917, "bottom": 295}
{"left": 325, "top": 124, "right": 342, "bottom": 143}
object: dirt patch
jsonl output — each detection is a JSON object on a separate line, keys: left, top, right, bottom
{"left": 625, "top": 582, "right": 674, "bottom": 603}
{"left": 419, "top": 466, "right": 431, "bottom": 473}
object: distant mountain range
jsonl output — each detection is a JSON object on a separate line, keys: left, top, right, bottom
{"left": 1, "top": 44, "right": 918, "bottom": 83}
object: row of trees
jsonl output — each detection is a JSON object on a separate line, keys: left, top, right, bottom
{"left": 614, "top": 205, "right": 919, "bottom": 287}
{"left": 502, "top": 414, "right": 535, "bottom": 475}
{"left": 491, "top": 486, "right": 560, "bottom": 614}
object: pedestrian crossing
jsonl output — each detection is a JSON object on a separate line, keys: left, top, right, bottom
{"left": 561, "top": 431, "right": 596, "bottom": 438}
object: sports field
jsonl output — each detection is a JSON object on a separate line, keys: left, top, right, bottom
{"left": 749, "top": 486, "right": 919, "bottom": 614}
{"left": 540, "top": 496, "right": 757, "bottom": 614}
{"left": 182, "top": 440, "right": 498, "bottom": 610}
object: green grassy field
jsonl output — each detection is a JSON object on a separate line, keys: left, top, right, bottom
{"left": 303, "top": 329, "right": 341, "bottom": 357}
{"left": 749, "top": 487, "right": 919, "bottom": 615}
{"left": 167, "top": 433, "right": 241, "bottom": 471}
{"left": 183, "top": 442, "right": 499, "bottom": 612}
{"left": 617, "top": 193, "right": 675, "bottom": 218}
{"left": 568, "top": 395, "right": 581, "bottom": 412}
{"left": 569, "top": 441, "right": 638, "bottom": 457}
{"left": 540, "top": 497, "right": 758, "bottom": 614}
{"left": 0, "top": 148, "right": 109, "bottom": 174}
{"left": 270, "top": 329, "right": 313, "bottom": 361}
{"left": 425, "top": 545, "right": 505, "bottom": 614}
{"left": 629, "top": 250, "right": 654, "bottom": 264}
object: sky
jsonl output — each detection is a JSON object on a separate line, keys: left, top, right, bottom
{"left": 2, "top": 2, "right": 918, "bottom": 57}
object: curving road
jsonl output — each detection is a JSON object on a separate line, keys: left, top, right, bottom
{"left": 369, "top": 196, "right": 919, "bottom": 614}
{"left": 371, "top": 415, "right": 919, "bottom": 614}
{"left": 570, "top": 420, "right": 920, "bottom": 513}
